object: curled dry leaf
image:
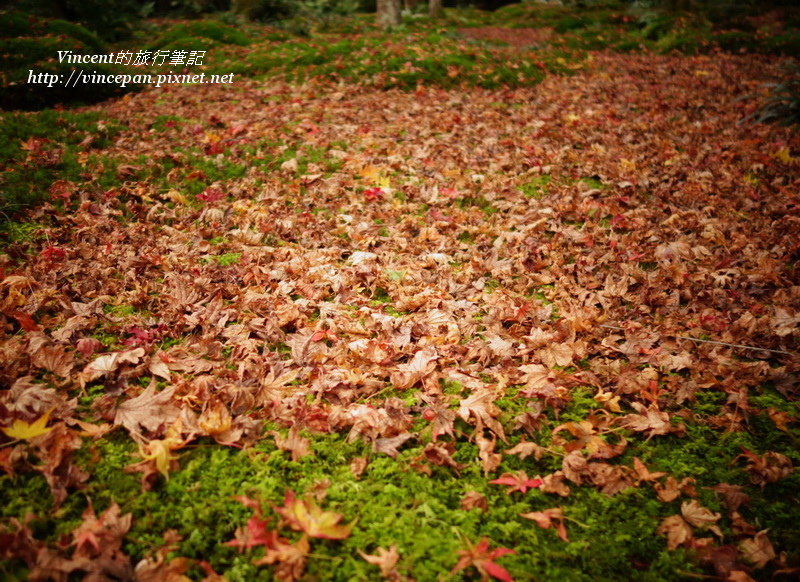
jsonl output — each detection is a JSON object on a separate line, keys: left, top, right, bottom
{"left": 654, "top": 476, "right": 697, "bottom": 503}
{"left": 273, "top": 426, "right": 313, "bottom": 462}
{"left": 359, "top": 545, "right": 401, "bottom": 579}
{"left": 79, "top": 347, "right": 146, "bottom": 388}
{"left": 621, "top": 402, "right": 681, "bottom": 439}
{"left": 460, "top": 490, "right": 488, "bottom": 512}
{"left": 738, "top": 530, "right": 776, "bottom": 569}
{"left": 681, "top": 500, "right": 723, "bottom": 537}
{"left": 114, "top": 381, "right": 180, "bottom": 440}
{"left": 631, "top": 457, "right": 666, "bottom": 484}
{"left": 504, "top": 439, "right": 546, "bottom": 461}
{"left": 734, "top": 448, "right": 793, "bottom": 486}
{"left": 707, "top": 483, "right": 750, "bottom": 513}
{"left": 520, "top": 507, "right": 568, "bottom": 542}
{"left": 657, "top": 515, "right": 694, "bottom": 550}
{"left": 349, "top": 457, "right": 368, "bottom": 479}
{"left": 476, "top": 432, "right": 503, "bottom": 476}
{"left": 373, "top": 432, "right": 414, "bottom": 459}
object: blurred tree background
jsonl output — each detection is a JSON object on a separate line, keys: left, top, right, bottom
{"left": 4, "top": 0, "right": 800, "bottom": 40}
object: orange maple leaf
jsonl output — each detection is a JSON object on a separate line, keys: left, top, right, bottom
{"left": 273, "top": 490, "right": 355, "bottom": 540}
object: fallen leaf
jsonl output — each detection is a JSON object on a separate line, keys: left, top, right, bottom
{"left": 359, "top": 545, "right": 400, "bottom": 578}
{"left": 114, "top": 381, "right": 180, "bottom": 439}
{"left": 520, "top": 507, "right": 568, "bottom": 542}
{"left": 273, "top": 490, "right": 355, "bottom": 540}
{"left": 489, "top": 471, "right": 543, "bottom": 494}
{"left": 738, "top": 530, "right": 775, "bottom": 568}
{"left": 1, "top": 408, "right": 54, "bottom": 440}
{"left": 657, "top": 514, "right": 694, "bottom": 550}
{"left": 450, "top": 537, "right": 516, "bottom": 582}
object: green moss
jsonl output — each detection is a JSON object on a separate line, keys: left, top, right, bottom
{"left": 519, "top": 175, "right": 552, "bottom": 200}
{"left": 151, "top": 21, "right": 251, "bottom": 50}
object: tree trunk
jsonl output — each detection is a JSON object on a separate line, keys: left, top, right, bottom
{"left": 429, "top": 0, "right": 442, "bottom": 19}
{"left": 377, "top": 0, "right": 402, "bottom": 29}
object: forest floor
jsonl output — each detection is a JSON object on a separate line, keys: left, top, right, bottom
{"left": 1, "top": 5, "right": 800, "bottom": 582}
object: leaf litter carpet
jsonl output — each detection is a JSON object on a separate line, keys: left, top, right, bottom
{"left": 1, "top": 50, "right": 799, "bottom": 578}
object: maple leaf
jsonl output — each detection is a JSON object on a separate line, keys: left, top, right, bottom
{"left": 593, "top": 389, "right": 622, "bottom": 413}
{"left": 504, "top": 439, "right": 546, "bottom": 461}
{"left": 734, "top": 448, "right": 793, "bottom": 486}
{"left": 71, "top": 500, "right": 132, "bottom": 560}
{"left": 476, "top": 432, "right": 502, "bottom": 476}
{"left": 413, "top": 442, "right": 464, "bottom": 474}
{"left": 272, "top": 426, "right": 313, "bottom": 462}
{"left": 681, "top": 500, "right": 723, "bottom": 537}
{"left": 273, "top": 490, "right": 354, "bottom": 540}
{"left": 738, "top": 530, "right": 776, "bottom": 569}
{"left": 363, "top": 187, "right": 384, "bottom": 202}
{"left": 707, "top": 483, "right": 750, "bottom": 513}
{"left": 27, "top": 333, "right": 74, "bottom": 377}
{"left": 539, "top": 471, "right": 571, "bottom": 497}
{"left": 76, "top": 337, "right": 102, "bottom": 358}
{"left": 552, "top": 416, "right": 625, "bottom": 459}
{"left": 489, "top": 471, "right": 543, "bottom": 494}
{"left": 373, "top": 432, "right": 414, "bottom": 459}
{"left": 654, "top": 476, "right": 697, "bottom": 503}
{"left": 457, "top": 389, "right": 507, "bottom": 443}
{"left": 114, "top": 381, "right": 180, "bottom": 439}
{"left": 390, "top": 347, "right": 438, "bottom": 390}
{"left": 79, "top": 347, "right": 146, "bottom": 388}
{"left": 451, "top": 537, "right": 516, "bottom": 582}
{"left": 199, "top": 400, "right": 233, "bottom": 437}
{"left": 631, "top": 457, "right": 666, "bottom": 484}
{"left": 520, "top": 507, "right": 568, "bottom": 542}
{"left": 417, "top": 392, "right": 456, "bottom": 441}
{"left": 359, "top": 545, "right": 401, "bottom": 578}
{"left": 225, "top": 512, "right": 277, "bottom": 551}
{"left": 657, "top": 515, "right": 694, "bottom": 550}
{"left": 136, "top": 433, "right": 185, "bottom": 480}
{"left": 1, "top": 408, "right": 54, "bottom": 440}
{"left": 460, "top": 491, "right": 488, "bottom": 512}
{"left": 621, "top": 402, "right": 680, "bottom": 439}
{"left": 255, "top": 534, "right": 310, "bottom": 582}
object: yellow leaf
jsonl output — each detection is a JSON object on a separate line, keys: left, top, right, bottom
{"left": 594, "top": 389, "right": 622, "bottom": 413}
{"left": 164, "top": 188, "right": 189, "bottom": 206}
{"left": 771, "top": 147, "right": 795, "bottom": 164}
{"left": 1, "top": 408, "right": 54, "bottom": 440}
{"left": 358, "top": 165, "right": 380, "bottom": 181}
{"left": 138, "top": 436, "right": 184, "bottom": 480}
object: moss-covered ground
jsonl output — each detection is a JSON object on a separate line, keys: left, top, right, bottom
{"left": 2, "top": 2, "right": 800, "bottom": 581}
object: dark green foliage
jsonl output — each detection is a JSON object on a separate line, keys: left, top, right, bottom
{"left": 0, "top": 11, "right": 137, "bottom": 111}
{"left": 0, "top": 10, "right": 33, "bottom": 36}
{"left": 6, "top": 0, "right": 145, "bottom": 40}
{"left": 151, "top": 20, "right": 252, "bottom": 49}
{"left": 748, "top": 59, "right": 800, "bottom": 126}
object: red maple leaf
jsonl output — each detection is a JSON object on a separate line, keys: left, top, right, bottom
{"left": 363, "top": 187, "right": 383, "bottom": 202}
{"left": 451, "top": 537, "right": 516, "bottom": 582}
{"left": 489, "top": 471, "right": 543, "bottom": 494}
{"left": 196, "top": 188, "right": 225, "bottom": 203}
{"left": 225, "top": 496, "right": 279, "bottom": 551}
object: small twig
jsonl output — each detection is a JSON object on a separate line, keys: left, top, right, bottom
{"left": 600, "top": 325, "right": 793, "bottom": 357}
